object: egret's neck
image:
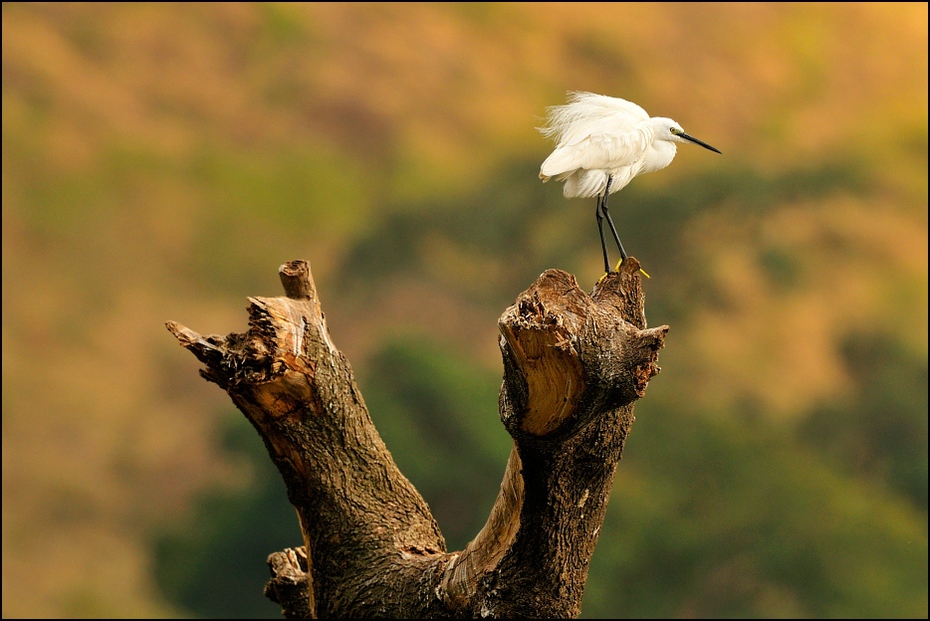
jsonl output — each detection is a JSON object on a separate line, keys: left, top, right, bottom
{"left": 642, "top": 140, "right": 677, "bottom": 174}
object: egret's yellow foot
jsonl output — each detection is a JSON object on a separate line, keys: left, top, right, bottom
{"left": 598, "top": 262, "right": 650, "bottom": 284}
{"left": 613, "top": 258, "right": 651, "bottom": 279}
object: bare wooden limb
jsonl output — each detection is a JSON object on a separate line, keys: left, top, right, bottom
{"left": 168, "top": 257, "right": 666, "bottom": 618}
{"left": 439, "top": 259, "right": 667, "bottom": 618}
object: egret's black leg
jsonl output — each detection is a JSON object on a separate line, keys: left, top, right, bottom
{"left": 600, "top": 177, "right": 627, "bottom": 261}
{"left": 595, "top": 194, "right": 611, "bottom": 274}
{"left": 602, "top": 205, "right": 628, "bottom": 261}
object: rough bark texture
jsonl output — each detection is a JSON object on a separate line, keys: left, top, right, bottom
{"left": 167, "top": 258, "right": 667, "bottom": 618}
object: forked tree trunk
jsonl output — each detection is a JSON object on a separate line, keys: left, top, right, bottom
{"left": 167, "top": 258, "right": 667, "bottom": 618}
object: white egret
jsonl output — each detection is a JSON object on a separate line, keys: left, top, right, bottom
{"left": 538, "top": 91, "right": 721, "bottom": 276}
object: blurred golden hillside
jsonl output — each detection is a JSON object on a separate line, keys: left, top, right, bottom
{"left": 2, "top": 3, "right": 927, "bottom": 618}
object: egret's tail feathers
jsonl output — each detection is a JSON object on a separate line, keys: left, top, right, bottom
{"left": 539, "top": 147, "right": 577, "bottom": 180}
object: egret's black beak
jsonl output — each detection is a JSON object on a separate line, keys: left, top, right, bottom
{"left": 681, "top": 132, "right": 722, "bottom": 154}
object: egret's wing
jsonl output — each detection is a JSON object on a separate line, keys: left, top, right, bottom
{"left": 539, "top": 92, "right": 652, "bottom": 179}
{"left": 540, "top": 121, "right": 653, "bottom": 178}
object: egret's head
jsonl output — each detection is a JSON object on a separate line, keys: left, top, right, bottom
{"left": 654, "top": 117, "right": 722, "bottom": 154}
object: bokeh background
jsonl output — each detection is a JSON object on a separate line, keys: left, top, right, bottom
{"left": 2, "top": 3, "right": 927, "bottom": 618}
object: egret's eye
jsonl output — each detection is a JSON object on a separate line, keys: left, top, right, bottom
{"left": 670, "top": 127, "right": 680, "bottom": 135}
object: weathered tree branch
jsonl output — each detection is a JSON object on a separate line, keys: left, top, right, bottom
{"left": 167, "top": 258, "right": 667, "bottom": 618}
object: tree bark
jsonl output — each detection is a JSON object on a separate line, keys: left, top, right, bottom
{"left": 167, "top": 258, "right": 667, "bottom": 618}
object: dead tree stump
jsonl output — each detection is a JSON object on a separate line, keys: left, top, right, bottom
{"left": 167, "top": 258, "right": 667, "bottom": 618}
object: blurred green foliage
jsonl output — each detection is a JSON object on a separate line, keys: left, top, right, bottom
{"left": 363, "top": 335, "right": 512, "bottom": 549}
{"left": 152, "top": 414, "right": 298, "bottom": 619}
{"left": 803, "top": 332, "right": 928, "bottom": 512}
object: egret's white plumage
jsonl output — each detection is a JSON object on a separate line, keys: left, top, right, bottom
{"left": 538, "top": 91, "right": 720, "bottom": 275}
